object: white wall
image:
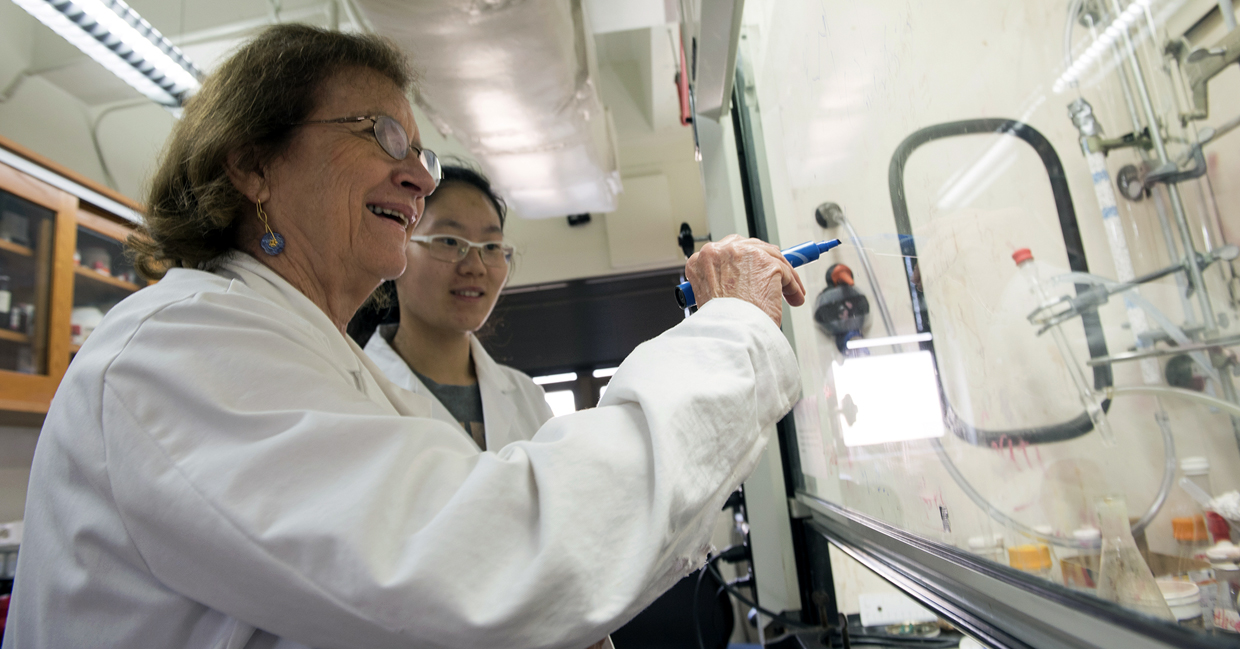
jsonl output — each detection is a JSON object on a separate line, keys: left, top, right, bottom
{"left": 0, "top": 427, "right": 39, "bottom": 523}
{"left": 736, "top": 0, "right": 1240, "bottom": 612}
{"left": 503, "top": 125, "right": 705, "bottom": 287}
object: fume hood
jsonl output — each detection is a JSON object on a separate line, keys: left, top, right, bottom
{"left": 694, "top": 0, "right": 1240, "bottom": 646}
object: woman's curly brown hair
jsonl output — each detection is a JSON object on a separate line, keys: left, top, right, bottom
{"left": 128, "top": 24, "right": 413, "bottom": 279}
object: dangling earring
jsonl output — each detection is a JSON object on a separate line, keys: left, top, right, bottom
{"left": 256, "top": 201, "right": 285, "bottom": 256}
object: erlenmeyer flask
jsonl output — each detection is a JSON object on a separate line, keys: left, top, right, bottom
{"left": 1095, "top": 496, "right": 1175, "bottom": 621}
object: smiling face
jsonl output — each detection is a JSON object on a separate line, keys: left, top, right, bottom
{"left": 395, "top": 182, "right": 509, "bottom": 336}
{"left": 254, "top": 66, "right": 436, "bottom": 294}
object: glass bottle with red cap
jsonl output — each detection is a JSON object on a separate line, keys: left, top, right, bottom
{"left": 1012, "top": 248, "right": 1115, "bottom": 445}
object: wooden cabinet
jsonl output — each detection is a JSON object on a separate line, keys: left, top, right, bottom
{"left": 0, "top": 136, "right": 145, "bottom": 424}
{"left": 71, "top": 207, "right": 148, "bottom": 355}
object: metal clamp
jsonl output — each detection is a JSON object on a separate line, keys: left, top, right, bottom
{"left": 1144, "top": 141, "right": 1208, "bottom": 187}
{"left": 1177, "top": 27, "right": 1240, "bottom": 122}
{"left": 1026, "top": 245, "right": 1239, "bottom": 334}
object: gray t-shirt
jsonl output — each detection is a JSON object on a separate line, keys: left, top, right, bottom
{"left": 411, "top": 368, "right": 486, "bottom": 450}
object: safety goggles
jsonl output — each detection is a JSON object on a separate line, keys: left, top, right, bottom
{"left": 296, "top": 115, "right": 442, "bottom": 190}
{"left": 409, "top": 234, "right": 514, "bottom": 268}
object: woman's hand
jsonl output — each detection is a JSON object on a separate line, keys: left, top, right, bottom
{"left": 684, "top": 235, "right": 806, "bottom": 326}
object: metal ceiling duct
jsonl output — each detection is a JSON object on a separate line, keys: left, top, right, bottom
{"left": 356, "top": 0, "right": 621, "bottom": 219}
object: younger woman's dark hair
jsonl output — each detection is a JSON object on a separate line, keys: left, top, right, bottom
{"left": 128, "top": 24, "right": 413, "bottom": 279}
{"left": 426, "top": 164, "right": 507, "bottom": 229}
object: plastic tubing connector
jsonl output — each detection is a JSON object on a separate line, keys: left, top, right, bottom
{"left": 676, "top": 239, "right": 842, "bottom": 309}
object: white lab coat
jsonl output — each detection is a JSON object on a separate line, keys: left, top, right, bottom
{"left": 363, "top": 328, "right": 554, "bottom": 451}
{"left": 5, "top": 252, "right": 799, "bottom": 649}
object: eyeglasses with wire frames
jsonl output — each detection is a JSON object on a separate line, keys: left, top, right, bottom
{"left": 295, "top": 115, "right": 442, "bottom": 190}
{"left": 409, "top": 234, "right": 514, "bottom": 268}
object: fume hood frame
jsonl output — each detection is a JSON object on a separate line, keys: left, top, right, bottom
{"left": 720, "top": 47, "right": 1232, "bottom": 645}
{"left": 797, "top": 495, "right": 1232, "bottom": 649}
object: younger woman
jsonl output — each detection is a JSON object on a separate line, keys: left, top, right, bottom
{"left": 363, "top": 166, "right": 553, "bottom": 450}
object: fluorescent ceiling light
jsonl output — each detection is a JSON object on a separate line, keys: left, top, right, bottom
{"left": 1052, "top": 0, "right": 1152, "bottom": 94}
{"left": 533, "top": 372, "right": 578, "bottom": 385}
{"left": 592, "top": 367, "right": 619, "bottom": 378}
{"left": 846, "top": 333, "right": 933, "bottom": 350}
{"left": 13, "top": 0, "right": 202, "bottom": 106}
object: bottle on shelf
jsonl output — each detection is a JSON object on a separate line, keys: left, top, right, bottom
{"left": 1062, "top": 527, "right": 1101, "bottom": 591}
{"left": 1172, "top": 515, "right": 1211, "bottom": 568}
{"left": 0, "top": 275, "right": 10, "bottom": 321}
{"left": 1181, "top": 457, "right": 1213, "bottom": 498}
{"left": 1168, "top": 513, "right": 1214, "bottom": 631}
{"left": 1096, "top": 496, "right": 1175, "bottom": 621}
{"left": 1009, "top": 543, "right": 1054, "bottom": 582}
{"left": 1179, "top": 466, "right": 1234, "bottom": 546}
{"left": 1175, "top": 459, "right": 1215, "bottom": 550}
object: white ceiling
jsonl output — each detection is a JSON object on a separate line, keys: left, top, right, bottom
{"left": 25, "top": 0, "right": 687, "bottom": 134}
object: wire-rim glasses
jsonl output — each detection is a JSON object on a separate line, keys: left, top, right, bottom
{"left": 296, "top": 115, "right": 442, "bottom": 190}
{"left": 409, "top": 234, "right": 514, "bottom": 268}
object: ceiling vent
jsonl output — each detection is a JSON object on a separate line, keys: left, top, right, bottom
{"left": 357, "top": 0, "right": 622, "bottom": 219}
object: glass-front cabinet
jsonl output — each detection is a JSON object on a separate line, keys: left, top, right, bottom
{"left": 0, "top": 137, "right": 143, "bottom": 420}
{"left": 720, "top": 0, "right": 1240, "bottom": 645}
{"left": 0, "top": 160, "right": 76, "bottom": 413}
{"left": 72, "top": 208, "right": 145, "bottom": 356}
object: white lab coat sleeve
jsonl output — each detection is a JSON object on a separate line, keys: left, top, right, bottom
{"left": 102, "top": 291, "right": 798, "bottom": 649}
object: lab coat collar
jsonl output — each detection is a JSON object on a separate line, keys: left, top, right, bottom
{"left": 214, "top": 252, "right": 342, "bottom": 349}
{"left": 469, "top": 335, "right": 515, "bottom": 395}
{"left": 213, "top": 252, "right": 433, "bottom": 418}
{"left": 361, "top": 329, "right": 478, "bottom": 442}
{"left": 364, "top": 328, "right": 521, "bottom": 450}
{"left": 470, "top": 335, "right": 519, "bottom": 450}
{"left": 366, "top": 327, "right": 516, "bottom": 395}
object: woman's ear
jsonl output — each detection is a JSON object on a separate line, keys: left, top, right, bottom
{"left": 224, "top": 147, "right": 269, "bottom": 204}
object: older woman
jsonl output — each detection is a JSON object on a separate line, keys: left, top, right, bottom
{"left": 4, "top": 24, "right": 805, "bottom": 649}
{"left": 363, "top": 165, "right": 552, "bottom": 451}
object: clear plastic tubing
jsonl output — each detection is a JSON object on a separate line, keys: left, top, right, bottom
{"left": 1108, "top": 385, "right": 1240, "bottom": 419}
{"left": 931, "top": 399, "right": 1174, "bottom": 551}
{"left": 1013, "top": 249, "right": 1116, "bottom": 446}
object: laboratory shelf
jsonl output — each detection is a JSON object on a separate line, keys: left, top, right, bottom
{"left": 0, "top": 329, "right": 30, "bottom": 345}
{"left": 72, "top": 266, "right": 141, "bottom": 305}
{"left": 0, "top": 239, "right": 33, "bottom": 258}
{"left": 73, "top": 266, "right": 141, "bottom": 292}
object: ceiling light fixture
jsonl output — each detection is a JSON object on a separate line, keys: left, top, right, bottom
{"left": 12, "top": 0, "right": 202, "bottom": 106}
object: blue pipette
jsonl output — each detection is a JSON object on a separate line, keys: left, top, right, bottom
{"left": 676, "top": 239, "right": 842, "bottom": 309}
